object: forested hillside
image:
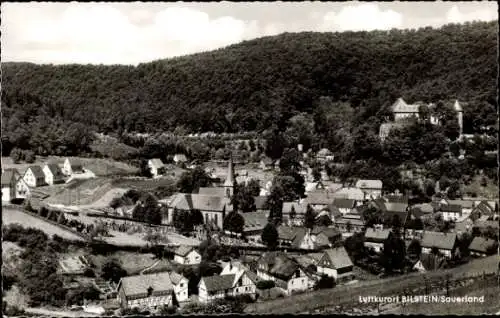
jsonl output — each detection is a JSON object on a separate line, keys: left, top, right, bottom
{"left": 1, "top": 21, "right": 497, "bottom": 157}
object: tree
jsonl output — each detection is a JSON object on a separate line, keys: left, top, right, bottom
{"left": 132, "top": 193, "right": 162, "bottom": 225}
{"left": 363, "top": 206, "right": 383, "bottom": 228}
{"left": 256, "top": 280, "right": 275, "bottom": 298}
{"left": 315, "top": 275, "right": 335, "bottom": 290}
{"left": 304, "top": 205, "right": 316, "bottom": 229}
{"left": 10, "top": 148, "right": 23, "bottom": 163}
{"left": 344, "top": 232, "right": 365, "bottom": 262}
{"left": 382, "top": 231, "right": 406, "bottom": 274}
{"left": 346, "top": 221, "right": 352, "bottom": 233}
{"left": 177, "top": 166, "right": 211, "bottom": 193}
{"left": 232, "top": 183, "right": 256, "bottom": 213}
{"left": 316, "top": 214, "right": 332, "bottom": 227}
{"left": 261, "top": 223, "right": 279, "bottom": 249}
{"left": 312, "top": 167, "right": 322, "bottom": 182}
{"left": 101, "top": 259, "right": 127, "bottom": 283}
{"left": 223, "top": 212, "right": 245, "bottom": 234}
{"left": 138, "top": 159, "right": 153, "bottom": 178}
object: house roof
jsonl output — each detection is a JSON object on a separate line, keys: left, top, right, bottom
{"left": 440, "top": 204, "right": 462, "bottom": 213}
{"left": 46, "top": 164, "right": 64, "bottom": 179}
{"left": 198, "top": 187, "right": 226, "bottom": 197}
{"left": 317, "top": 148, "right": 333, "bottom": 157}
{"left": 327, "top": 204, "right": 342, "bottom": 218}
{"left": 323, "top": 247, "right": 353, "bottom": 269}
{"left": 268, "top": 255, "right": 300, "bottom": 279}
{"left": 173, "top": 154, "right": 187, "bottom": 162}
{"left": 149, "top": 158, "right": 165, "bottom": 169}
{"left": 201, "top": 274, "right": 235, "bottom": 292}
{"left": 355, "top": 179, "right": 383, "bottom": 190}
{"left": 305, "top": 182, "right": 324, "bottom": 192}
{"left": 473, "top": 201, "right": 495, "bottom": 215}
{"left": 1, "top": 169, "right": 19, "bottom": 186}
{"left": 446, "top": 200, "right": 474, "bottom": 209}
{"left": 386, "top": 194, "right": 409, "bottom": 204}
{"left": 474, "top": 220, "right": 499, "bottom": 230}
{"left": 311, "top": 226, "right": 341, "bottom": 239}
{"left": 364, "top": 228, "right": 391, "bottom": 242}
{"left": 282, "top": 202, "right": 308, "bottom": 214}
{"left": 335, "top": 218, "right": 365, "bottom": 226}
{"left": 277, "top": 226, "right": 306, "bottom": 242}
{"left": 411, "top": 203, "right": 434, "bottom": 216}
{"left": 171, "top": 193, "right": 228, "bottom": 212}
{"left": 453, "top": 100, "right": 463, "bottom": 112}
{"left": 241, "top": 211, "right": 268, "bottom": 232}
{"left": 392, "top": 98, "right": 420, "bottom": 113}
{"left": 27, "top": 165, "right": 45, "bottom": 179}
{"left": 254, "top": 196, "right": 269, "bottom": 210}
{"left": 120, "top": 272, "right": 173, "bottom": 298}
{"left": 418, "top": 253, "right": 447, "bottom": 271}
{"left": 168, "top": 271, "right": 186, "bottom": 285}
{"left": 306, "top": 191, "right": 335, "bottom": 205}
{"left": 468, "top": 237, "right": 497, "bottom": 253}
{"left": 420, "top": 231, "right": 457, "bottom": 250}
{"left": 66, "top": 158, "right": 83, "bottom": 169}
{"left": 333, "top": 198, "right": 356, "bottom": 209}
{"left": 174, "top": 245, "right": 196, "bottom": 257}
{"left": 333, "top": 187, "right": 365, "bottom": 200}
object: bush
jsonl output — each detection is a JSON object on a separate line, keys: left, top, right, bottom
{"left": 24, "top": 150, "right": 36, "bottom": 163}
{"left": 83, "top": 268, "right": 96, "bottom": 277}
{"left": 315, "top": 275, "right": 335, "bottom": 290}
{"left": 256, "top": 280, "right": 275, "bottom": 290}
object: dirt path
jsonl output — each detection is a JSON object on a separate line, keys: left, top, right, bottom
{"left": 140, "top": 259, "right": 161, "bottom": 275}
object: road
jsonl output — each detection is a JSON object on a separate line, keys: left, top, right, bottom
{"left": 24, "top": 307, "right": 100, "bottom": 317}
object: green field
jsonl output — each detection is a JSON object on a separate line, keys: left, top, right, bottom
{"left": 2, "top": 208, "right": 85, "bottom": 242}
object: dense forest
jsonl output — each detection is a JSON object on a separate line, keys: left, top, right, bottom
{"left": 1, "top": 21, "right": 497, "bottom": 165}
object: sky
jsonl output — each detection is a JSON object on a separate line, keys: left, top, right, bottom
{"left": 1, "top": 1, "right": 498, "bottom": 65}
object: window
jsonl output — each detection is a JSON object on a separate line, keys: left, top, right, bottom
{"left": 180, "top": 283, "right": 184, "bottom": 288}
{"left": 214, "top": 214, "right": 218, "bottom": 226}
{"left": 205, "top": 213, "right": 209, "bottom": 224}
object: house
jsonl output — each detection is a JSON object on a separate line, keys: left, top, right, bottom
{"left": 379, "top": 122, "right": 405, "bottom": 141}
{"left": 413, "top": 253, "right": 448, "bottom": 273}
{"left": 241, "top": 211, "right": 268, "bottom": 243}
{"left": 168, "top": 271, "right": 189, "bottom": 303}
{"left": 306, "top": 191, "right": 336, "bottom": 212}
{"left": 381, "top": 202, "right": 409, "bottom": 226}
{"left": 148, "top": 159, "right": 166, "bottom": 178}
{"left": 410, "top": 203, "right": 434, "bottom": 219}
{"left": 446, "top": 200, "right": 474, "bottom": 215}
{"left": 23, "top": 165, "right": 46, "bottom": 187}
{"left": 63, "top": 158, "right": 84, "bottom": 176}
{"left": 173, "top": 154, "right": 188, "bottom": 165}
{"left": 43, "top": 163, "right": 65, "bottom": 185}
{"left": 198, "top": 275, "right": 235, "bottom": 303}
{"left": 259, "top": 157, "right": 274, "bottom": 171}
{"left": 305, "top": 181, "right": 325, "bottom": 193}
{"left": 355, "top": 179, "right": 383, "bottom": 199}
{"left": 298, "top": 229, "right": 331, "bottom": 250}
{"left": 311, "top": 226, "right": 342, "bottom": 245}
{"left": 256, "top": 252, "right": 309, "bottom": 295}
{"left": 420, "top": 231, "right": 457, "bottom": 258}
{"left": 332, "top": 198, "right": 356, "bottom": 215}
{"left": 117, "top": 272, "right": 175, "bottom": 310}
{"left": 364, "top": 228, "right": 391, "bottom": 253}
{"left": 439, "top": 204, "right": 462, "bottom": 221}
{"left": 391, "top": 97, "right": 420, "bottom": 121}
{"left": 173, "top": 246, "right": 201, "bottom": 265}
{"left": 316, "top": 247, "right": 354, "bottom": 283}
{"left": 277, "top": 226, "right": 306, "bottom": 247}
{"left": 218, "top": 261, "right": 259, "bottom": 298}
{"left": 471, "top": 200, "right": 496, "bottom": 219}
{"left": 468, "top": 237, "right": 498, "bottom": 257}
{"left": 282, "top": 202, "right": 308, "bottom": 226}
{"left": 316, "top": 148, "right": 334, "bottom": 163}
{"left": 198, "top": 187, "right": 226, "bottom": 197}
{"left": 2, "top": 169, "right": 21, "bottom": 203}
{"left": 335, "top": 216, "right": 365, "bottom": 234}
{"left": 254, "top": 196, "right": 269, "bottom": 213}
{"left": 167, "top": 193, "right": 231, "bottom": 229}
{"left": 333, "top": 187, "right": 365, "bottom": 203}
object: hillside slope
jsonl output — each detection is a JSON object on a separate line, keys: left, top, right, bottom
{"left": 1, "top": 21, "right": 496, "bottom": 136}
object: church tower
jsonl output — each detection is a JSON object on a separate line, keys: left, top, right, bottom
{"left": 223, "top": 154, "right": 235, "bottom": 198}
{"left": 454, "top": 100, "right": 463, "bottom": 137}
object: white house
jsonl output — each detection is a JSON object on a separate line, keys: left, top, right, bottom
{"left": 316, "top": 148, "right": 334, "bottom": 163}
{"left": 198, "top": 274, "right": 235, "bottom": 303}
{"left": 219, "top": 261, "right": 259, "bottom": 298}
{"left": 148, "top": 159, "right": 166, "bottom": 178}
{"left": 117, "top": 272, "right": 175, "bottom": 310}
{"left": 173, "top": 154, "right": 188, "bottom": 164}
{"left": 15, "top": 177, "right": 30, "bottom": 200}
{"left": 169, "top": 271, "right": 189, "bottom": 303}
{"left": 23, "top": 166, "right": 46, "bottom": 187}
{"left": 468, "top": 237, "right": 497, "bottom": 257}
{"left": 2, "top": 169, "right": 20, "bottom": 203}
{"left": 420, "top": 231, "right": 457, "bottom": 258}
{"left": 43, "top": 163, "right": 65, "bottom": 185}
{"left": 332, "top": 198, "right": 356, "bottom": 215}
{"left": 173, "top": 246, "right": 201, "bottom": 265}
{"left": 439, "top": 204, "right": 463, "bottom": 222}
{"left": 62, "top": 158, "right": 84, "bottom": 176}
{"left": 355, "top": 179, "right": 383, "bottom": 199}
{"left": 364, "top": 228, "right": 391, "bottom": 253}
{"left": 256, "top": 252, "right": 309, "bottom": 295}
{"left": 316, "top": 247, "right": 354, "bottom": 283}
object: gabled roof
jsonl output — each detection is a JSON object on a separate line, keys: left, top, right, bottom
{"left": 364, "top": 228, "right": 391, "bottom": 242}
{"left": 420, "top": 231, "right": 457, "bottom": 250}
{"left": 46, "top": 163, "right": 65, "bottom": 179}
{"left": 173, "top": 154, "right": 187, "bottom": 162}
{"left": 335, "top": 217, "right": 365, "bottom": 226}
{"left": 1, "top": 169, "right": 19, "bottom": 186}
{"left": 446, "top": 200, "right": 473, "bottom": 209}
{"left": 453, "top": 100, "right": 463, "bottom": 112}
{"left": 392, "top": 98, "right": 420, "bottom": 113}
{"left": 333, "top": 187, "right": 365, "bottom": 200}
{"left": 327, "top": 204, "right": 342, "bottom": 218}
{"left": 282, "top": 202, "right": 308, "bottom": 214}
{"left": 149, "top": 158, "right": 165, "bottom": 169}
{"left": 268, "top": 255, "right": 300, "bottom": 279}
{"left": 241, "top": 211, "right": 268, "bottom": 232}
{"left": 355, "top": 179, "right": 383, "bottom": 190}
{"left": 333, "top": 198, "right": 356, "bottom": 209}
{"left": 260, "top": 157, "right": 273, "bottom": 165}
{"left": 418, "top": 253, "right": 448, "bottom": 271}
{"left": 168, "top": 271, "right": 187, "bottom": 285}
{"left": 317, "top": 148, "right": 333, "bottom": 157}
{"left": 120, "top": 272, "right": 174, "bottom": 298}
{"left": 26, "top": 165, "right": 45, "bottom": 179}
{"left": 386, "top": 194, "right": 409, "bottom": 204}
{"left": 66, "top": 158, "right": 83, "bottom": 170}
{"left": 440, "top": 204, "right": 462, "bottom": 213}
{"left": 468, "top": 237, "right": 497, "bottom": 253}
{"left": 174, "top": 245, "right": 197, "bottom": 257}
{"left": 322, "top": 247, "right": 353, "bottom": 269}
{"left": 277, "top": 226, "right": 306, "bottom": 242}
{"left": 473, "top": 201, "right": 495, "bottom": 215}
{"left": 171, "top": 193, "right": 228, "bottom": 212}
{"left": 306, "top": 191, "right": 335, "bottom": 205}
{"left": 198, "top": 187, "right": 226, "bottom": 197}
{"left": 254, "top": 196, "right": 269, "bottom": 210}
{"left": 411, "top": 203, "right": 434, "bottom": 217}
{"left": 201, "top": 274, "right": 235, "bottom": 292}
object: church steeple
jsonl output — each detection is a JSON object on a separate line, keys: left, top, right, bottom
{"left": 223, "top": 154, "right": 235, "bottom": 198}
